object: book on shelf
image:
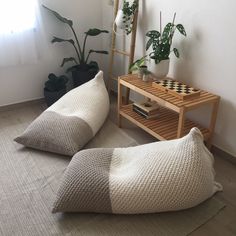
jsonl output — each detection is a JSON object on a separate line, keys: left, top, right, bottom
{"left": 132, "top": 106, "right": 159, "bottom": 119}
{"left": 133, "top": 101, "right": 160, "bottom": 116}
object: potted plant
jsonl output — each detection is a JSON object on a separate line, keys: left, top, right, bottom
{"left": 43, "top": 5, "right": 109, "bottom": 87}
{"left": 129, "top": 56, "right": 149, "bottom": 78}
{"left": 115, "top": 0, "right": 138, "bottom": 35}
{"left": 146, "top": 13, "right": 186, "bottom": 78}
{"left": 44, "top": 73, "right": 69, "bottom": 107}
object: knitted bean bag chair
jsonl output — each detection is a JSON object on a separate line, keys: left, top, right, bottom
{"left": 52, "top": 127, "right": 222, "bottom": 214}
{"left": 15, "top": 71, "right": 110, "bottom": 156}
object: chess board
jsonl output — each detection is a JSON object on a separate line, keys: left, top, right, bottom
{"left": 152, "top": 79, "right": 201, "bottom": 100}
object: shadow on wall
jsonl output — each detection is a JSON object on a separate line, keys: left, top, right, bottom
{"left": 172, "top": 29, "right": 236, "bottom": 156}
{"left": 173, "top": 28, "right": 203, "bottom": 86}
{"left": 138, "top": 0, "right": 148, "bottom": 56}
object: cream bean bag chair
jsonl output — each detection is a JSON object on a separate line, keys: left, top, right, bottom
{"left": 15, "top": 71, "right": 109, "bottom": 156}
{"left": 52, "top": 127, "right": 222, "bottom": 214}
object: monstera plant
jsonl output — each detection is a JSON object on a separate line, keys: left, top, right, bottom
{"left": 43, "top": 5, "right": 109, "bottom": 87}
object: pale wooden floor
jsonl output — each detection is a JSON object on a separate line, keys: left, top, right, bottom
{"left": 1, "top": 98, "right": 236, "bottom": 236}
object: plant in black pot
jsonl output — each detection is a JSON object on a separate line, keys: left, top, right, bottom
{"left": 43, "top": 5, "right": 109, "bottom": 87}
{"left": 44, "top": 73, "right": 69, "bottom": 107}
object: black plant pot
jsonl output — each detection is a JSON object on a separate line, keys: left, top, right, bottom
{"left": 44, "top": 88, "right": 66, "bottom": 107}
{"left": 72, "top": 65, "right": 98, "bottom": 87}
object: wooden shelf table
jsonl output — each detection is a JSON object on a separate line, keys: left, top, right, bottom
{"left": 118, "top": 74, "right": 220, "bottom": 149}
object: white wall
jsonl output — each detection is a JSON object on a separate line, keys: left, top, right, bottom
{"left": 102, "top": 0, "right": 236, "bottom": 157}
{"left": 0, "top": 0, "right": 104, "bottom": 106}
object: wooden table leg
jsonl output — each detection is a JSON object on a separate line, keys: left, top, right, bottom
{"left": 177, "top": 107, "right": 185, "bottom": 138}
{"left": 125, "top": 87, "right": 130, "bottom": 105}
{"left": 117, "top": 78, "right": 122, "bottom": 127}
{"left": 206, "top": 98, "right": 220, "bottom": 149}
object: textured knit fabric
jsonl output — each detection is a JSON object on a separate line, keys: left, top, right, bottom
{"left": 14, "top": 71, "right": 110, "bottom": 156}
{"left": 53, "top": 128, "right": 223, "bottom": 214}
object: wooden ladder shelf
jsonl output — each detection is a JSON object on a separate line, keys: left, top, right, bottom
{"left": 108, "top": 0, "right": 139, "bottom": 101}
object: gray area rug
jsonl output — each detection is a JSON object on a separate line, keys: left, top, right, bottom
{"left": 0, "top": 111, "right": 225, "bottom": 236}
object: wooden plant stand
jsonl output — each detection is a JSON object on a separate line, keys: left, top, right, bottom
{"left": 118, "top": 74, "right": 220, "bottom": 149}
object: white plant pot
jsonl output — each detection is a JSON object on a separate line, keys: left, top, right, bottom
{"left": 115, "top": 9, "right": 130, "bottom": 30}
{"left": 149, "top": 59, "right": 170, "bottom": 78}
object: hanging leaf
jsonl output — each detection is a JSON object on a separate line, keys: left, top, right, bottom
{"left": 60, "top": 57, "right": 78, "bottom": 67}
{"left": 89, "top": 50, "right": 109, "bottom": 54}
{"left": 176, "top": 24, "right": 187, "bottom": 36}
{"left": 42, "top": 5, "right": 73, "bottom": 27}
{"left": 85, "top": 28, "right": 109, "bottom": 36}
{"left": 51, "top": 37, "right": 75, "bottom": 45}
{"left": 146, "top": 38, "right": 153, "bottom": 51}
{"left": 173, "top": 48, "right": 180, "bottom": 58}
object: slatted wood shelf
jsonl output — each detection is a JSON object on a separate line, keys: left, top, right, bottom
{"left": 120, "top": 74, "right": 220, "bottom": 112}
{"left": 120, "top": 104, "right": 210, "bottom": 141}
{"left": 118, "top": 74, "right": 220, "bottom": 149}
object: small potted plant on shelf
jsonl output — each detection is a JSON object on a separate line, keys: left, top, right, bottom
{"left": 43, "top": 5, "right": 109, "bottom": 87}
{"left": 146, "top": 12, "right": 187, "bottom": 78}
{"left": 115, "top": 0, "right": 139, "bottom": 35}
{"left": 44, "top": 73, "right": 69, "bottom": 107}
{"left": 129, "top": 56, "right": 149, "bottom": 78}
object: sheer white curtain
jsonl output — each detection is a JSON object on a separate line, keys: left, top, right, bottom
{"left": 0, "top": 0, "right": 41, "bottom": 66}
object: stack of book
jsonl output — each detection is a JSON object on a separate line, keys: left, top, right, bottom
{"left": 132, "top": 101, "right": 160, "bottom": 119}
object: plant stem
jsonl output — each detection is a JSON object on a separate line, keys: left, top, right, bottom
{"left": 69, "top": 25, "right": 83, "bottom": 63}
{"left": 160, "top": 11, "right": 162, "bottom": 35}
{"left": 85, "top": 51, "right": 91, "bottom": 64}
{"left": 82, "top": 34, "right": 88, "bottom": 64}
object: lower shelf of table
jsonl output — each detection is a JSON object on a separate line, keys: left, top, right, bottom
{"left": 119, "top": 104, "right": 210, "bottom": 141}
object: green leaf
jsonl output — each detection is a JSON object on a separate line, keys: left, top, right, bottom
{"left": 176, "top": 24, "right": 187, "bottom": 36}
{"left": 88, "top": 61, "right": 99, "bottom": 72}
{"left": 60, "top": 57, "right": 78, "bottom": 67}
{"left": 85, "top": 28, "right": 109, "bottom": 36}
{"left": 51, "top": 37, "right": 75, "bottom": 45}
{"left": 161, "top": 22, "right": 173, "bottom": 42}
{"left": 48, "top": 73, "right": 57, "bottom": 80}
{"left": 146, "top": 30, "right": 160, "bottom": 38}
{"left": 89, "top": 50, "right": 109, "bottom": 54}
{"left": 42, "top": 5, "right": 73, "bottom": 27}
{"left": 146, "top": 38, "right": 153, "bottom": 51}
{"left": 129, "top": 56, "right": 148, "bottom": 72}
{"left": 173, "top": 48, "right": 180, "bottom": 58}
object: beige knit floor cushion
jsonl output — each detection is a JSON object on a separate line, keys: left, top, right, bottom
{"left": 53, "top": 128, "right": 223, "bottom": 214}
{"left": 14, "top": 71, "right": 110, "bottom": 156}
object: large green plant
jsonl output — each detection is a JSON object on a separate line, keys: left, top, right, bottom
{"left": 42, "top": 5, "right": 109, "bottom": 73}
{"left": 146, "top": 13, "right": 186, "bottom": 64}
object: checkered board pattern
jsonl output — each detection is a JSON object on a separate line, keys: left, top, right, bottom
{"left": 152, "top": 79, "right": 201, "bottom": 100}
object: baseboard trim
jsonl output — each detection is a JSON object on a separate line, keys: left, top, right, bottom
{"left": 0, "top": 98, "right": 45, "bottom": 112}
{"left": 212, "top": 146, "right": 236, "bottom": 165}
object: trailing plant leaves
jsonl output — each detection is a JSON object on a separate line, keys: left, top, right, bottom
{"left": 85, "top": 28, "right": 109, "bottom": 36}
{"left": 173, "top": 48, "right": 180, "bottom": 58}
{"left": 89, "top": 50, "right": 109, "bottom": 54}
{"left": 60, "top": 57, "right": 77, "bottom": 67}
{"left": 42, "top": 5, "right": 73, "bottom": 27}
{"left": 176, "top": 24, "right": 187, "bottom": 36}
{"left": 51, "top": 37, "right": 75, "bottom": 45}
